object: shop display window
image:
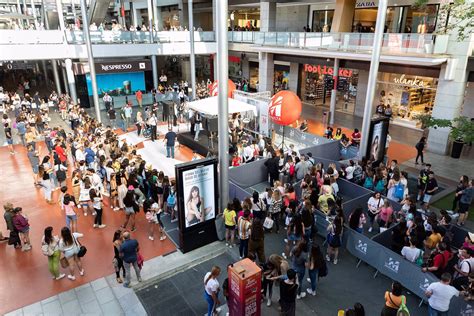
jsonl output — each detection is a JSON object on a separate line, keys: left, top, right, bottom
{"left": 312, "top": 10, "right": 334, "bottom": 32}
{"left": 404, "top": 4, "right": 439, "bottom": 34}
{"left": 376, "top": 73, "right": 437, "bottom": 128}
{"left": 274, "top": 65, "right": 290, "bottom": 94}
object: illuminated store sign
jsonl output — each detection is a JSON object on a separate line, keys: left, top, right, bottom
{"left": 393, "top": 74, "right": 427, "bottom": 88}
{"left": 304, "top": 64, "right": 353, "bottom": 77}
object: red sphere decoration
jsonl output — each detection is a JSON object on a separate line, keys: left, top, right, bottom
{"left": 209, "top": 79, "right": 236, "bottom": 98}
{"left": 268, "top": 90, "right": 302, "bottom": 126}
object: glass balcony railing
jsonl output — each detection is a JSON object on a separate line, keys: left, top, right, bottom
{"left": 0, "top": 29, "right": 448, "bottom": 55}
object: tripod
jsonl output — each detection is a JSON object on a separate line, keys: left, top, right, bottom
{"left": 274, "top": 127, "right": 289, "bottom": 151}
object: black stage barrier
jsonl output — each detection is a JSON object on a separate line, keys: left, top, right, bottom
{"left": 300, "top": 141, "right": 341, "bottom": 160}
{"left": 177, "top": 132, "right": 218, "bottom": 157}
{"left": 229, "top": 158, "right": 269, "bottom": 189}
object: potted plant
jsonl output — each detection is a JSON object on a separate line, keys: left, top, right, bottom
{"left": 449, "top": 116, "right": 474, "bottom": 158}
{"left": 425, "top": 116, "right": 474, "bottom": 158}
{"left": 412, "top": 113, "right": 433, "bottom": 129}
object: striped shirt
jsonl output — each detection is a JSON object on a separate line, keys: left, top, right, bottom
{"left": 238, "top": 217, "right": 251, "bottom": 240}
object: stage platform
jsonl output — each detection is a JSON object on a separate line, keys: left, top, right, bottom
{"left": 177, "top": 132, "right": 218, "bottom": 157}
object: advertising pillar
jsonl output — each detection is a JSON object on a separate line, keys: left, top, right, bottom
{"left": 228, "top": 259, "right": 262, "bottom": 316}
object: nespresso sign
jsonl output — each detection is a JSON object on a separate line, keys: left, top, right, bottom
{"left": 96, "top": 61, "right": 151, "bottom": 74}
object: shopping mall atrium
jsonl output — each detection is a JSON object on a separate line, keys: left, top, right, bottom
{"left": 0, "top": 0, "right": 473, "bottom": 315}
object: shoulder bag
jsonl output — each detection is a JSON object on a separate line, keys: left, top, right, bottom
{"left": 74, "top": 236, "right": 87, "bottom": 258}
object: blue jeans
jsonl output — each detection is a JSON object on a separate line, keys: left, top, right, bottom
{"left": 428, "top": 305, "right": 448, "bottom": 316}
{"left": 295, "top": 267, "right": 305, "bottom": 295}
{"left": 204, "top": 290, "right": 216, "bottom": 316}
{"left": 239, "top": 238, "right": 249, "bottom": 258}
{"left": 308, "top": 268, "right": 319, "bottom": 292}
{"left": 166, "top": 145, "right": 175, "bottom": 158}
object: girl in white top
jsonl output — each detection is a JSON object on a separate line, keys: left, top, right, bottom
{"left": 367, "top": 192, "right": 382, "bottom": 233}
{"left": 204, "top": 266, "right": 221, "bottom": 316}
{"left": 58, "top": 227, "right": 84, "bottom": 281}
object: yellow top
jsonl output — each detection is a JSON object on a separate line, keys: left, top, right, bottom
{"left": 224, "top": 208, "right": 236, "bottom": 226}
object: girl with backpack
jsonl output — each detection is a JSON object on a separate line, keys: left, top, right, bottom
{"left": 381, "top": 281, "right": 408, "bottom": 316}
{"left": 363, "top": 168, "right": 375, "bottom": 190}
{"left": 42, "top": 226, "right": 65, "bottom": 280}
{"left": 387, "top": 171, "right": 404, "bottom": 202}
{"left": 167, "top": 183, "right": 177, "bottom": 223}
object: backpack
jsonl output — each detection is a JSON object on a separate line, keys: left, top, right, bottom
{"left": 394, "top": 182, "right": 405, "bottom": 200}
{"left": 397, "top": 295, "right": 410, "bottom": 316}
{"left": 353, "top": 165, "right": 363, "bottom": 184}
{"left": 289, "top": 164, "right": 295, "bottom": 177}
{"left": 318, "top": 260, "right": 328, "bottom": 278}
{"left": 363, "top": 177, "right": 374, "bottom": 190}
{"left": 167, "top": 192, "right": 176, "bottom": 207}
{"left": 97, "top": 166, "right": 106, "bottom": 181}
{"left": 375, "top": 179, "right": 385, "bottom": 193}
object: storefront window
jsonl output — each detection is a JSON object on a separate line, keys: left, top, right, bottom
{"left": 274, "top": 65, "right": 290, "bottom": 94}
{"left": 312, "top": 10, "right": 334, "bottom": 32}
{"left": 376, "top": 73, "right": 437, "bottom": 128}
{"left": 299, "top": 64, "right": 358, "bottom": 114}
{"left": 249, "top": 61, "right": 259, "bottom": 92}
{"left": 404, "top": 4, "right": 439, "bottom": 33}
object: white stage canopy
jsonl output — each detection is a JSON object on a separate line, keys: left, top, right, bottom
{"left": 187, "top": 96, "right": 257, "bottom": 116}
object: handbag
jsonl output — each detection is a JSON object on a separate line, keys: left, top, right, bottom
{"left": 41, "top": 243, "right": 54, "bottom": 256}
{"left": 60, "top": 257, "right": 69, "bottom": 268}
{"left": 263, "top": 217, "right": 274, "bottom": 229}
{"left": 74, "top": 236, "right": 87, "bottom": 258}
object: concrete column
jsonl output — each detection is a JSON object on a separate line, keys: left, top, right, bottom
{"left": 213, "top": 54, "right": 218, "bottom": 81}
{"left": 151, "top": 55, "right": 158, "bottom": 89}
{"left": 132, "top": 8, "right": 139, "bottom": 27}
{"left": 332, "top": 0, "right": 356, "bottom": 32}
{"left": 329, "top": 58, "right": 339, "bottom": 125}
{"left": 61, "top": 65, "right": 70, "bottom": 95}
{"left": 212, "top": 0, "right": 216, "bottom": 31}
{"left": 181, "top": 59, "right": 191, "bottom": 82}
{"left": 65, "top": 59, "right": 78, "bottom": 103}
{"left": 241, "top": 57, "right": 250, "bottom": 80}
{"left": 260, "top": 2, "right": 276, "bottom": 32}
{"left": 51, "top": 60, "right": 62, "bottom": 94}
{"left": 258, "top": 52, "right": 274, "bottom": 92}
{"left": 55, "top": 0, "right": 65, "bottom": 31}
{"left": 30, "top": 0, "right": 39, "bottom": 29}
{"left": 153, "top": 0, "right": 160, "bottom": 30}
{"left": 42, "top": 60, "right": 49, "bottom": 87}
{"left": 178, "top": 0, "right": 188, "bottom": 28}
{"left": 288, "top": 62, "right": 299, "bottom": 93}
{"left": 354, "top": 69, "right": 368, "bottom": 117}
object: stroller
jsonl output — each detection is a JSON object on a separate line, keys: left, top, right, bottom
{"left": 141, "top": 124, "right": 152, "bottom": 139}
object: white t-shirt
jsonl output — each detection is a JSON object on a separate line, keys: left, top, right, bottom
{"left": 401, "top": 246, "right": 422, "bottom": 263}
{"left": 367, "top": 197, "right": 381, "bottom": 213}
{"left": 345, "top": 166, "right": 355, "bottom": 180}
{"left": 458, "top": 258, "right": 474, "bottom": 275}
{"left": 427, "top": 282, "right": 459, "bottom": 312}
{"left": 204, "top": 272, "right": 219, "bottom": 296}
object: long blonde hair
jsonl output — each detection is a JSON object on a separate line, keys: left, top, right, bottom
{"left": 205, "top": 266, "right": 221, "bottom": 285}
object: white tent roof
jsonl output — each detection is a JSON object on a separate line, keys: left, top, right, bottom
{"left": 187, "top": 96, "right": 257, "bottom": 116}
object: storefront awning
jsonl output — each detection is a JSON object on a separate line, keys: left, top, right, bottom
{"left": 187, "top": 96, "right": 257, "bottom": 116}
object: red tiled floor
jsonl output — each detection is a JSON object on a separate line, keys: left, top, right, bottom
{"left": 0, "top": 141, "right": 184, "bottom": 314}
{"left": 302, "top": 118, "right": 417, "bottom": 164}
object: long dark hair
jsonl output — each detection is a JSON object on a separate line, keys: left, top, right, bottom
{"left": 44, "top": 226, "right": 53, "bottom": 245}
{"left": 61, "top": 227, "right": 73, "bottom": 246}
{"left": 113, "top": 230, "right": 122, "bottom": 243}
{"left": 292, "top": 214, "right": 303, "bottom": 237}
{"left": 349, "top": 207, "right": 364, "bottom": 230}
{"left": 309, "top": 244, "right": 324, "bottom": 267}
{"left": 292, "top": 240, "right": 306, "bottom": 258}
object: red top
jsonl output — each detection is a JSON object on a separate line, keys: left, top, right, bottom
{"left": 433, "top": 250, "right": 451, "bottom": 269}
{"left": 351, "top": 132, "right": 361, "bottom": 143}
{"left": 55, "top": 145, "right": 67, "bottom": 162}
{"left": 135, "top": 90, "right": 143, "bottom": 100}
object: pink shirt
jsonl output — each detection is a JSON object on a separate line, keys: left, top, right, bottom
{"left": 64, "top": 201, "right": 76, "bottom": 216}
{"left": 379, "top": 206, "right": 393, "bottom": 222}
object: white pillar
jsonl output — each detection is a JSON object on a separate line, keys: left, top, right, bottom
{"left": 55, "top": 0, "right": 65, "bottom": 30}
{"left": 153, "top": 0, "right": 160, "bottom": 30}
{"left": 51, "top": 60, "right": 62, "bottom": 94}
{"left": 65, "top": 58, "right": 78, "bottom": 103}
{"left": 260, "top": 1, "right": 276, "bottom": 32}
{"left": 258, "top": 52, "right": 274, "bottom": 93}
{"left": 30, "top": 0, "right": 39, "bottom": 29}
{"left": 61, "top": 65, "right": 70, "bottom": 95}
{"left": 288, "top": 62, "right": 299, "bottom": 92}
{"left": 329, "top": 58, "right": 339, "bottom": 125}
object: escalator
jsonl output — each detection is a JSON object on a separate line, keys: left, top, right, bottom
{"left": 88, "top": 0, "right": 114, "bottom": 26}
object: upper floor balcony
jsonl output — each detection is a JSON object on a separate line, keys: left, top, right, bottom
{"left": 0, "top": 29, "right": 451, "bottom": 61}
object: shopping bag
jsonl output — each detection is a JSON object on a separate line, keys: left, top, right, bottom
{"left": 263, "top": 217, "right": 274, "bottom": 230}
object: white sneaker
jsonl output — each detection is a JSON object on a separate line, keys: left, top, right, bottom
{"left": 296, "top": 295, "right": 301, "bottom": 300}
{"left": 215, "top": 307, "right": 222, "bottom": 313}
{"left": 160, "top": 236, "right": 167, "bottom": 241}
{"left": 56, "top": 273, "right": 66, "bottom": 280}
{"left": 225, "top": 242, "right": 229, "bottom": 246}
{"left": 282, "top": 253, "right": 287, "bottom": 259}
{"left": 306, "top": 288, "right": 316, "bottom": 296}
{"left": 333, "top": 259, "right": 338, "bottom": 265}
{"left": 79, "top": 270, "right": 84, "bottom": 276}
{"left": 307, "top": 278, "right": 311, "bottom": 283}
{"left": 67, "top": 275, "right": 76, "bottom": 280}
{"left": 267, "top": 298, "right": 271, "bottom": 307}
{"left": 300, "top": 292, "right": 306, "bottom": 298}
{"left": 99, "top": 224, "right": 107, "bottom": 228}
{"left": 326, "top": 255, "right": 330, "bottom": 262}
{"left": 84, "top": 212, "right": 87, "bottom": 216}
{"left": 368, "top": 227, "right": 373, "bottom": 232}
{"left": 284, "top": 238, "right": 288, "bottom": 243}
{"left": 229, "top": 245, "right": 233, "bottom": 249}
{"left": 92, "top": 212, "right": 97, "bottom": 216}
{"left": 78, "top": 204, "right": 82, "bottom": 209}
{"left": 93, "top": 224, "right": 98, "bottom": 228}
{"left": 149, "top": 236, "right": 154, "bottom": 241}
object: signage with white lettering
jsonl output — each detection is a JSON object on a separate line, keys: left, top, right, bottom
{"left": 392, "top": 74, "right": 427, "bottom": 88}
{"left": 96, "top": 60, "right": 151, "bottom": 74}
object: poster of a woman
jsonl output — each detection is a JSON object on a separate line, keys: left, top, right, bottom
{"left": 185, "top": 186, "right": 213, "bottom": 227}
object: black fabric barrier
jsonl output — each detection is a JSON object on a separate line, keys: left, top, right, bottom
{"left": 228, "top": 158, "right": 269, "bottom": 189}
{"left": 338, "top": 179, "right": 373, "bottom": 202}
{"left": 341, "top": 193, "right": 373, "bottom": 224}
{"left": 229, "top": 181, "right": 252, "bottom": 202}
{"left": 269, "top": 121, "right": 331, "bottom": 147}
{"left": 300, "top": 141, "right": 341, "bottom": 160}
{"left": 372, "top": 223, "right": 401, "bottom": 249}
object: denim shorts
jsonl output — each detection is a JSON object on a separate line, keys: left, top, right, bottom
{"left": 64, "top": 246, "right": 79, "bottom": 258}
{"left": 125, "top": 207, "right": 135, "bottom": 215}
{"left": 288, "top": 234, "right": 301, "bottom": 242}
{"left": 66, "top": 214, "right": 77, "bottom": 227}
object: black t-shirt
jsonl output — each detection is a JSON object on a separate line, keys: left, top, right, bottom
{"left": 425, "top": 178, "right": 438, "bottom": 193}
{"left": 165, "top": 131, "right": 177, "bottom": 146}
{"left": 4, "top": 127, "right": 12, "bottom": 139}
{"left": 279, "top": 280, "right": 297, "bottom": 304}
{"left": 108, "top": 109, "right": 116, "bottom": 120}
